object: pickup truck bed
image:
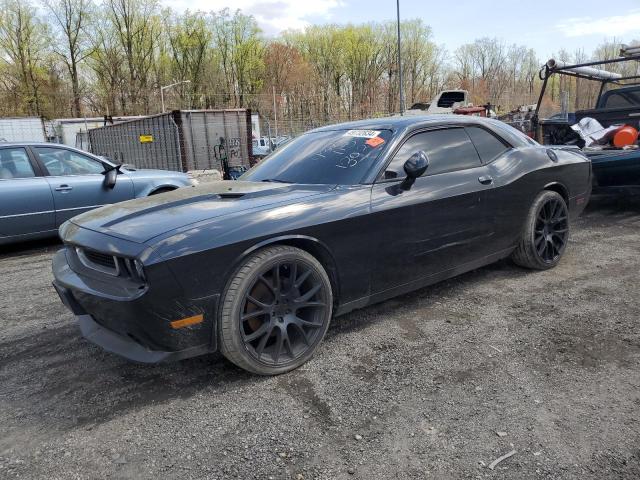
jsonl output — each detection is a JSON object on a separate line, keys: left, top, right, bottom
{"left": 530, "top": 57, "right": 640, "bottom": 190}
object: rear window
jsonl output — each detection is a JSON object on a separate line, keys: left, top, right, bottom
{"left": 602, "top": 90, "right": 640, "bottom": 109}
{"left": 465, "top": 126, "right": 509, "bottom": 163}
{"left": 437, "top": 91, "right": 466, "bottom": 108}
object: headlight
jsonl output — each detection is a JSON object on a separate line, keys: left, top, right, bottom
{"left": 133, "top": 259, "right": 146, "bottom": 281}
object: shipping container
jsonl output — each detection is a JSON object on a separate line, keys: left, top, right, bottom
{"left": 88, "top": 109, "right": 253, "bottom": 173}
{"left": 0, "top": 117, "right": 46, "bottom": 142}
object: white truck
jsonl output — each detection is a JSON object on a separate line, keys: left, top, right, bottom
{"left": 406, "top": 90, "right": 472, "bottom": 115}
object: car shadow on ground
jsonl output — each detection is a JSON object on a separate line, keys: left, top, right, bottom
{"left": 584, "top": 192, "right": 640, "bottom": 217}
{"left": 1, "top": 257, "right": 526, "bottom": 437}
{"left": 1, "top": 192, "right": 636, "bottom": 437}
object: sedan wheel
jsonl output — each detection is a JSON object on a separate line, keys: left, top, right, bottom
{"left": 219, "top": 245, "right": 332, "bottom": 375}
{"left": 512, "top": 190, "right": 569, "bottom": 270}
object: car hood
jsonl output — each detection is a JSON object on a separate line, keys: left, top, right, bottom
{"left": 69, "top": 181, "right": 334, "bottom": 243}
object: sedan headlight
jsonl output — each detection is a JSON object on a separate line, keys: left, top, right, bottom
{"left": 187, "top": 172, "right": 200, "bottom": 186}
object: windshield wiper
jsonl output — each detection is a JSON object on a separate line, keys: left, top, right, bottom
{"left": 261, "top": 178, "right": 290, "bottom": 183}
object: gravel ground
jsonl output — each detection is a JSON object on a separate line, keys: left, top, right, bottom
{"left": 0, "top": 194, "right": 639, "bottom": 480}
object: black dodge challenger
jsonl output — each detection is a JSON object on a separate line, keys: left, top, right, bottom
{"left": 53, "top": 115, "right": 591, "bottom": 375}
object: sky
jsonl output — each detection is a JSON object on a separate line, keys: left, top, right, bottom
{"left": 165, "top": 0, "right": 640, "bottom": 59}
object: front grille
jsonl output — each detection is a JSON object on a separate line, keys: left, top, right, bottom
{"left": 84, "top": 250, "right": 117, "bottom": 269}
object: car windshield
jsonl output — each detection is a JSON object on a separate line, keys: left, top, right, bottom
{"left": 241, "top": 129, "right": 392, "bottom": 185}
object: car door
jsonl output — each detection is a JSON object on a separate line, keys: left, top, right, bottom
{"left": 370, "top": 127, "right": 495, "bottom": 295}
{"left": 0, "top": 146, "right": 55, "bottom": 240}
{"left": 32, "top": 146, "right": 135, "bottom": 226}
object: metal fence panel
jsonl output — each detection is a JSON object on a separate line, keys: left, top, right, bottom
{"left": 88, "top": 113, "right": 182, "bottom": 171}
{"left": 88, "top": 109, "right": 251, "bottom": 172}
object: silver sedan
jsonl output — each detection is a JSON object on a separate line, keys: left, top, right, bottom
{"left": 0, "top": 142, "right": 194, "bottom": 245}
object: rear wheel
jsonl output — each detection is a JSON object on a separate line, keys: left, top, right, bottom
{"left": 512, "top": 190, "right": 569, "bottom": 270}
{"left": 219, "top": 245, "right": 333, "bottom": 375}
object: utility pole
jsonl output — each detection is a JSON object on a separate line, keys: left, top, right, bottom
{"left": 272, "top": 86, "right": 278, "bottom": 142}
{"left": 160, "top": 80, "right": 191, "bottom": 113}
{"left": 396, "top": 0, "right": 404, "bottom": 115}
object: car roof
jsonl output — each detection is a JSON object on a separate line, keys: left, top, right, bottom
{"left": 310, "top": 114, "right": 499, "bottom": 132}
{"left": 309, "top": 115, "right": 535, "bottom": 147}
{"left": 604, "top": 84, "right": 640, "bottom": 93}
{"left": 0, "top": 141, "right": 58, "bottom": 147}
{"left": 0, "top": 142, "right": 117, "bottom": 165}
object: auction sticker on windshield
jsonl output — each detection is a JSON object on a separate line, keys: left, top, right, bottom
{"left": 365, "top": 136, "right": 385, "bottom": 147}
{"left": 344, "top": 130, "right": 381, "bottom": 138}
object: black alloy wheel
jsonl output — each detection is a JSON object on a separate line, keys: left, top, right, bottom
{"left": 219, "top": 245, "right": 333, "bottom": 375}
{"left": 241, "top": 260, "right": 327, "bottom": 365}
{"left": 534, "top": 196, "right": 569, "bottom": 263}
{"left": 512, "top": 190, "right": 570, "bottom": 270}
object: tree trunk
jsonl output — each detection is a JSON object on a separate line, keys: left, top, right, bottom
{"left": 71, "top": 61, "right": 81, "bottom": 117}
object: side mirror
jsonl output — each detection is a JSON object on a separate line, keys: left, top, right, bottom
{"left": 400, "top": 151, "right": 429, "bottom": 191}
{"left": 103, "top": 165, "right": 120, "bottom": 189}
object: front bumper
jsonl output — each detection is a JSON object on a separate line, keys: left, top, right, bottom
{"left": 52, "top": 248, "right": 218, "bottom": 363}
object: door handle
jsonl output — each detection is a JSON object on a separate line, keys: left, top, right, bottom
{"left": 55, "top": 184, "right": 73, "bottom": 192}
{"left": 478, "top": 175, "right": 493, "bottom": 185}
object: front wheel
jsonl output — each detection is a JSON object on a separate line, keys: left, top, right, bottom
{"left": 512, "top": 190, "right": 569, "bottom": 270}
{"left": 219, "top": 245, "right": 333, "bottom": 375}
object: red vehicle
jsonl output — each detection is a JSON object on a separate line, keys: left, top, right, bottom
{"left": 453, "top": 106, "right": 488, "bottom": 117}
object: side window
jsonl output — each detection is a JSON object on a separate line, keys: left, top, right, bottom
{"left": 0, "top": 148, "right": 36, "bottom": 179}
{"left": 383, "top": 128, "right": 482, "bottom": 179}
{"left": 465, "top": 126, "right": 509, "bottom": 163}
{"left": 36, "top": 147, "right": 105, "bottom": 176}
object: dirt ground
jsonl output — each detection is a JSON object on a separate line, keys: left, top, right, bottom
{"left": 0, "top": 194, "right": 639, "bottom": 480}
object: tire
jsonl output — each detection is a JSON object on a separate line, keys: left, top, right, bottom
{"left": 219, "top": 245, "right": 333, "bottom": 375}
{"left": 512, "top": 190, "right": 570, "bottom": 270}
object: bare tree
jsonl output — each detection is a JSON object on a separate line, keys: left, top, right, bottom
{"left": 105, "top": 0, "right": 159, "bottom": 113}
{"left": 43, "top": 0, "right": 94, "bottom": 116}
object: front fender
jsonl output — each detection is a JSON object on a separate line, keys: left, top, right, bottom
{"left": 135, "top": 182, "right": 191, "bottom": 197}
{"left": 237, "top": 234, "right": 334, "bottom": 264}
{"left": 126, "top": 172, "right": 193, "bottom": 197}
{"left": 149, "top": 186, "right": 371, "bottom": 304}
{"left": 228, "top": 234, "right": 340, "bottom": 298}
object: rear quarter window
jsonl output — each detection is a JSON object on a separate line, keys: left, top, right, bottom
{"left": 465, "top": 126, "right": 510, "bottom": 163}
{"left": 484, "top": 119, "right": 537, "bottom": 147}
